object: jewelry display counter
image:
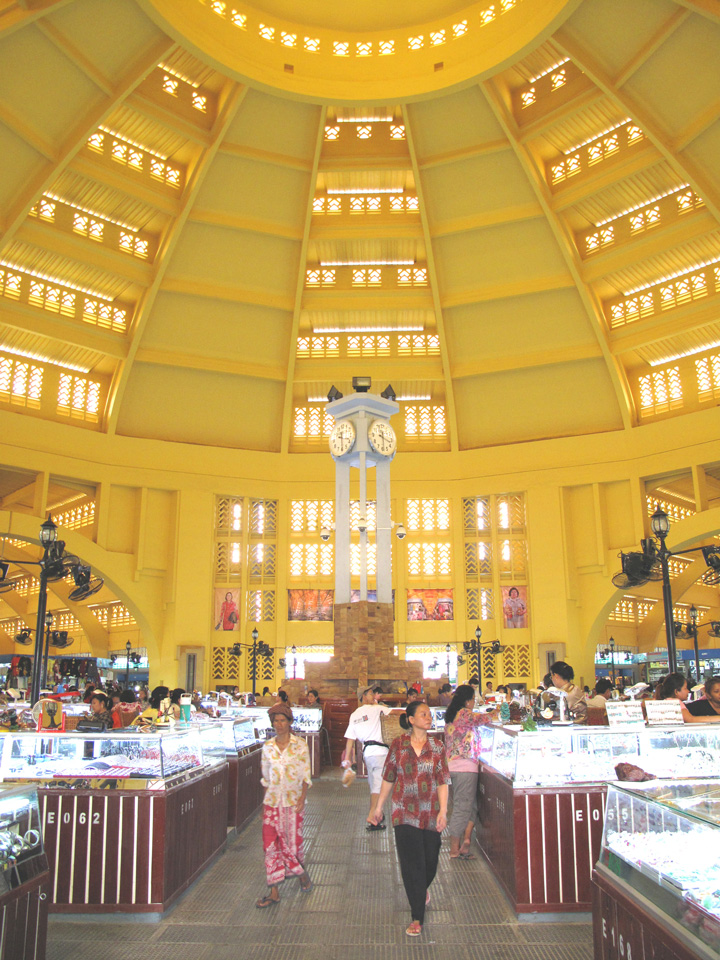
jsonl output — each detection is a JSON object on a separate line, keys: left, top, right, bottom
{"left": 0, "top": 728, "right": 228, "bottom": 915}
{"left": 197, "top": 718, "right": 265, "bottom": 831}
{"left": 230, "top": 707, "right": 324, "bottom": 776}
{"left": 593, "top": 781, "right": 720, "bottom": 960}
{"left": 0, "top": 784, "right": 48, "bottom": 960}
{"left": 477, "top": 724, "right": 720, "bottom": 916}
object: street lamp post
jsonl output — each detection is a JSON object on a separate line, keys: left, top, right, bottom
{"left": 291, "top": 645, "right": 297, "bottom": 680}
{"left": 125, "top": 639, "right": 132, "bottom": 690}
{"left": 30, "top": 517, "right": 58, "bottom": 705}
{"left": 689, "top": 604, "right": 701, "bottom": 684}
{"left": 650, "top": 507, "right": 678, "bottom": 675}
{"left": 608, "top": 636, "right": 616, "bottom": 685}
{"left": 445, "top": 643, "right": 451, "bottom": 680}
{"left": 40, "top": 612, "right": 53, "bottom": 694}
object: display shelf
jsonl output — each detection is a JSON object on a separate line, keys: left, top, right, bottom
{"left": 0, "top": 784, "right": 49, "bottom": 960}
{"left": 482, "top": 724, "right": 720, "bottom": 786}
{"left": 598, "top": 781, "right": 720, "bottom": 954}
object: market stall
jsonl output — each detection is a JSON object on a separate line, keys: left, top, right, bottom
{"left": 0, "top": 726, "right": 229, "bottom": 915}
{"left": 593, "top": 781, "right": 719, "bottom": 960}
{"left": 477, "top": 723, "right": 720, "bottom": 916}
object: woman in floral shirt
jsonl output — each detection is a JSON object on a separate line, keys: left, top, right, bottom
{"left": 256, "top": 702, "right": 313, "bottom": 908}
{"left": 368, "top": 701, "right": 450, "bottom": 937}
{"left": 444, "top": 684, "right": 496, "bottom": 860}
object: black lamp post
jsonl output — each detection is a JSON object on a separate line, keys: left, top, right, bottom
{"left": 125, "top": 639, "right": 132, "bottom": 689}
{"left": 39, "top": 612, "right": 53, "bottom": 695}
{"left": 30, "top": 517, "right": 58, "bottom": 705}
{"left": 445, "top": 643, "right": 451, "bottom": 679}
{"left": 463, "top": 625, "right": 501, "bottom": 688}
{"left": 650, "top": 506, "right": 678, "bottom": 675}
{"left": 608, "top": 636, "right": 616, "bottom": 685}
{"left": 230, "top": 626, "right": 273, "bottom": 696}
{"left": 291, "top": 645, "right": 297, "bottom": 680}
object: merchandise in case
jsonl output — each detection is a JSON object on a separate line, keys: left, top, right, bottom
{"left": 0, "top": 784, "right": 49, "bottom": 960}
{"left": 429, "top": 707, "right": 446, "bottom": 731}
{"left": 0, "top": 729, "right": 205, "bottom": 787}
{"left": 483, "top": 723, "right": 720, "bottom": 786}
{"left": 195, "top": 718, "right": 261, "bottom": 757}
{"left": 478, "top": 722, "right": 720, "bottom": 917}
{"left": 594, "top": 781, "right": 720, "bottom": 958}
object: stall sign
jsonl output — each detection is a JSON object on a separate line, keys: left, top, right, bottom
{"left": 605, "top": 701, "right": 645, "bottom": 727}
{"left": 644, "top": 700, "right": 684, "bottom": 725}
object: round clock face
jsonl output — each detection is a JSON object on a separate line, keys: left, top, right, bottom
{"left": 368, "top": 419, "right": 397, "bottom": 457}
{"left": 329, "top": 419, "right": 356, "bottom": 457}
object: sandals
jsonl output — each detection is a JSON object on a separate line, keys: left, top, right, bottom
{"left": 406, "top": 921, "right": 422, "bottom": 937}
{"left": 256, "top": 894, "right": 280, "bottom": 908}
{"left": 458, "top": 852, "right": 476, "bottom": 860}
{"left": 300, "top": 877, "right": 313, "bottom": 893}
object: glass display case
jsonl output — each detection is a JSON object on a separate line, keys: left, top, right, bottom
{"left": 601, "top": 781, "right": 720, "bottom": 951}
{"left": 0, "top": 783, "right": 45, "bottom": 894}
{"left": 196, "top": 718, "right": 262, "bottom": 755}
{"left": 0, "top": 729, "right": 205, "bottom": 786}
{"left": 429, "top": 707, "right": 446, "bottom": 731}
{"left": 230, "top": 706, "right": 323, "bottom": 736}
{"left": 484, "top": 724, "right": 720, "bottom": 786}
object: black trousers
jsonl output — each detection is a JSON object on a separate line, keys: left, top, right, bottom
{"left": 393, "top": 824, "right": 442, "bottom": 924}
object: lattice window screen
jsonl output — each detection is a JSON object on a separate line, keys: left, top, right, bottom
{"left": 466, "top": 588, "right": 493, "bottom": 621}
{"left": 481, "top": 646, "right": 496, "bottom": 681}
{"left": 211, "top": 647, "right": 241, "bottom": 682}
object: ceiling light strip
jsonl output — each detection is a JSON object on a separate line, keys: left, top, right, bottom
{"left": 594, "top": 184, "right": 689, "bottom": 227}
{"left": 0, "top": 344, "right": 91, "bottom": 373}
{"left": 98, "top": 126, "right": 168, "bottom": 160}
{"left": 325, "top": 188, "right": 404, "bottom": 195}
{"left": 527, "top": 57, "right": 570, "bottom": 83}
{"left": 157, "top": 62, "right": 200, "bottom": 88}
{"left": 335, "top": 116, "right": 393, "bottom": 123}
{"left": 313, "top": 325, "right": 425, "bottom": 333}
{"left": 563, "top": 119, "right": 631, "bottom": 156}
{"left": 0, "top": 260, "right": 115, "bottom": 301}
{"left": 43, "top": 193, "right": 139, "bottom": 232}
{"left": 319, "top": 259, "right": 414, "bottom": 266}
{"left": 649, "top": 339, "right": 720, "bottom": 368}
{"left": 623, "top": 256, "right": 720, "bottom": 296}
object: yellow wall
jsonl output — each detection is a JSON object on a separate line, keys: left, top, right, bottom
{"left": 2, "top": 401, "right": 719, "bottom": 692}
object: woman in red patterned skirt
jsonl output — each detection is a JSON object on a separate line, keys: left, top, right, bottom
{"left": 256, "top": 702, "right": 313, "bottom": 907}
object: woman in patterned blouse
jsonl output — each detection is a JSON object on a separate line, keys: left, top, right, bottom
{"left": 444, "top": 684, "right": 496, "bottom": 859}
{"left": 256, "top": 702, "right": 313, "bottom": 908}
{"left": 368, "top": 701, "right": 450, "bottom": 937}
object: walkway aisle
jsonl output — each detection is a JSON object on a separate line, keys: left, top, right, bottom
{"left": 47, "top": 778, "right": 594, "bottom": 960}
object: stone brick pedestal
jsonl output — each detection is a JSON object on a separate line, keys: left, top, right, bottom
{"left": 304, "top": 601, "right": 422, "bottom": 697}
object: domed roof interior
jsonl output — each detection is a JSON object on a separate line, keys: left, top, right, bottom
{"left": 0, "top": 0, "right": 718, "bottom": 457}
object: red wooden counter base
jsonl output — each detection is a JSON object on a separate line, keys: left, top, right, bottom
{"left": 593, "top": 863, "right": 718, "bottom": 960}
{"left": 38, "top": 762, "right": 229, "bottom": 914}
{"left": 226, "top": 748, "right": 263, "bottom": 830}
{"left": 0, "top": 868, "right": 49, "bottom": 959}
{"left": 478, "top": 763, "right": 606, "bottom": 913}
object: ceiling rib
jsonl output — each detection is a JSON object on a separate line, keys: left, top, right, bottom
{"left": 106, "top": 79, "right": 248, "bottom": 435}
{"left": 480, "top": 75, "right": 633, "bottom": 430}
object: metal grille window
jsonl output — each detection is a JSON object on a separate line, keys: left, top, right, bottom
{"left": 463, "top": 493, "right": 527, "bottom": 618}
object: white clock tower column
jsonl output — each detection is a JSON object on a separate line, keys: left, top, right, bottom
{"left": 327, "top": 386, "right": 398, "bottom": 604}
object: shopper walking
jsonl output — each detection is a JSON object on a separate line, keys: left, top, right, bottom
{"left": 367, "top": 701, "right": 450, "bottom": 937}
{"left": 343, "top": 687, "right": 395, "bottom": 830}
{"left": 256, "top": 702, "right": 313, "bottom": 908}
{"left": 444, "top": 684, "right": 495, "bottom": 859}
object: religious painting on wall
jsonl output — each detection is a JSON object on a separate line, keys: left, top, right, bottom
{"left": 287, "top": 589, "right": 334, "bottom": 621}
{"left": 350, "top": 589, "right": 395, "bottom": 608}
{"left": 214, "top": 588, "right": 240, "bottom": 631}
{"left": 406, "top": 589, "right": 454, "bottom": 621}
{"left": 501, "top": 585, "right": 528, "bottom": 628}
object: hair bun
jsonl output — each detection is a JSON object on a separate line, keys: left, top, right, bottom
{"left": 399, "top": 712, "right": 410, "bottom": 730}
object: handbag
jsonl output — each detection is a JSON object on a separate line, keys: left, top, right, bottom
{"left": 76, "top": 718, "right": 109, "bottom": 732}
{"left": 229, "top": 610, "right": 238, "bottom": 623}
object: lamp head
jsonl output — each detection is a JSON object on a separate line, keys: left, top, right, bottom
{"left": 251, "top": 627, "right": 259, "bottom": 643}
{"left": 475, "top": 626, "right": 482, "bottom": 643}
{"left": 44, "top": 612, "right": 53, "bottom": 627}
{"left": 445, "top": 643, "right": 451, "bottom": 653}
{"left": 327, "top": 385, "right": 343, "bottom": 402}
{"left": 650, "top": 506, "right": 670, "bottom": 539}
{"left": 39, "top": 516, "right": 57, "bottom": 546}
{"left": 380, "top": 384, "right": 396, "bottom": 401}
{"left": 352, "top": 376, "right": 372, "bottom": 393}
{"left": 357, "top": 516, "right": 367, "bottom": 533}
{"left": 608, "top": 636, "right": 615, "bottom": 648}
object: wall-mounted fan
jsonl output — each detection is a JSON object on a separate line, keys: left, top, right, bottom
{"left": 49, "top": 630, "right": 72, "bottom": 649}
{"left": 708, "top": 621, "right": 720, "bottom": 638}
{"left": 14, "top": 630, "right": 33, "bottom": 645}
{"left": 68, "top": 565, "right": 103, "bottom": 601}
{"left": 612, "top": 539, "right": 662, "bottom": 588}
{"left": 701, "top": 546, "right": 720, "bottom": 585}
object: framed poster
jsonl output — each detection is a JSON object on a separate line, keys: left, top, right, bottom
{"left": 406, "top": 589, "right": 453, "bottom": 621}
{"left": 214, "top": 588, "right": 240, "bottom": 631}
{"left": 501, "top": 586, "right": 527, "bottom": 629}
{"left": 287, "top": 589, "right": 334, "bottom": 621}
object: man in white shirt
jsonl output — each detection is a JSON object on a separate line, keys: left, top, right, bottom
{"left": 587, "top": 678, "right": 613, "bottom": 710}
{"left": 343, "top": 688, "right": 394, "bottom": 831}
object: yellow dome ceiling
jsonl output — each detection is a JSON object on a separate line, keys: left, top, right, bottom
{"left": 0, "top": 0, "right": 718, "bottom": 455}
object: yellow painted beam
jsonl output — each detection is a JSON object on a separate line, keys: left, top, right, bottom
{"left": 159, "top": 274, "right": 295, "bottom": 311}
{"left": 134, "top": 347, "right": 286, "bottom": 381}
{"left": 36, "top": 18, "right": 113, "bottom": 95}
{"left": 452, "top": 342, "right": 603, "bottom": 379}
{"left": 0, "top": 98, "right": 54, "bottom": 158}
{"left": 440, "top": 273, "right": 575, "bottom": 308}
{"left": 0, "top": 301, "right": 129, "bottom": 359}
{"left": 418, "top": 139, "right": 508, "bottom": 171}
{"left": 218, "top": 141, "right": 313, "bottom": 174}
{"left": 614, "top": 8, "right": 689, "bottom": 88}
{"left": 188, "top": 207, "right": 303, "bottom": 241}
{"left": 431, "top": 203, "right": 543, "bottom": 238}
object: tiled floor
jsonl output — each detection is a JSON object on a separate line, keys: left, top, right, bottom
{"left": 47, "top": 777, "right": 595, "bottom": 960}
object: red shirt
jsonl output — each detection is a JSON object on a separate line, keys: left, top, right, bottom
{"left": 381, "top": 734, "right": 451, "bottom": 831}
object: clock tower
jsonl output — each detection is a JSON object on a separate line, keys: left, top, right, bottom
{"left": 327, "top": 384, "right": 398, "bottom": 604}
